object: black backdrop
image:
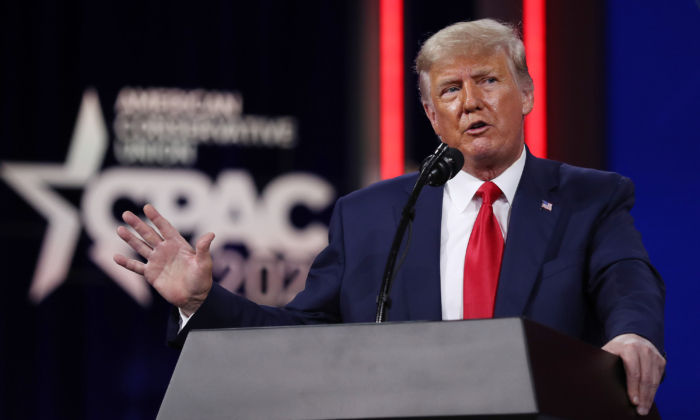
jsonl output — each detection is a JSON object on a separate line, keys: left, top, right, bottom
{"left": 0, "top": 1, "right": 479, "bottom": 419}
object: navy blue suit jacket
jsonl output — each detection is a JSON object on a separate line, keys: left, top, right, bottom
{"left": 168, "top": 150, "right": 665, "bottom": 352}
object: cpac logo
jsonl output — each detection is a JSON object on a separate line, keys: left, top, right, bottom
{"left": 1, "top": 90, "right": 335, "bottom": 307}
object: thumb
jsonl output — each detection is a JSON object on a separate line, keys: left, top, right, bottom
{"left": 195, "top": 232, "right": 215, "bottom": 263}
{"left": 602, "top": 341, "right": 622, "bottom": 356}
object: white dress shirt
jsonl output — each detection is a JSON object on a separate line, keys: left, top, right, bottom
{"left": 179, "top": 148, "right": 527, "bottom": 330}
{"left": 440, "top": 148, "right": 526, "bottom": 320}
{"left": 179, "top": 308, "right": 192, "bottom": 330}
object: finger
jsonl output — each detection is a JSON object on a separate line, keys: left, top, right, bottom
{"left": 122, "top": 210, "right": 164, "bottom": 247}
{"left": 117, "top": 226, "right": 153, "bottom": 259}
{"left": 621, "top": 349, "right": 641, "bottom": 408}
{"left": 637, "top": 349, "right": 655, "bottom": 415}
{"left": 639, "top": 353, "right": 664, "bottom": 415}
{"left": 658, "top": 354, "right": 667, "bottom": 380}
{"left": 195, "top": 232, "right": 215, "bottom": 264}
{"left": 144, "top": 204, "right": 182, "bottom": 241}
{"left": 113, "top": 253, "right": 147, "bottom": 276}
{"left": 601, "top": 342, "right": 617, "bottom": 355}
{"left": 648, "top": 361, "right": 663, "bottom": 411}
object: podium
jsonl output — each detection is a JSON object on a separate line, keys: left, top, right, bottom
{"left": 157, "top": 318, "right": 660, "bottom": 419}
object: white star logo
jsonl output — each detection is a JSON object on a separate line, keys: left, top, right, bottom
{"left": 0, "top": 90, "right": 151, "bottom": 304}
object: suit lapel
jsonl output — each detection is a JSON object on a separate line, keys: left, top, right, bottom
{"left": 494, "top": 150, "right": 561, "bottom": 317}
{"left": 392, "top": 177, "right": 443, "bottom": 321}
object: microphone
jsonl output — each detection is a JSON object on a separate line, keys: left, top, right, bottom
{"left": 420, "top": 146, "right": 464, "bottom": 187}
{"left": 375, "top": 143, "right": 463, "bottom": 323}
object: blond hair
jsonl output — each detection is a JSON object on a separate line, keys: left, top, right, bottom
{"left": 415, "top": 19, "right": 533, "bottom": 104}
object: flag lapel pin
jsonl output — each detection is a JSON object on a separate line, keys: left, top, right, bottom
{"left": 541, "top": 200, "right": 553, "bottom": 211}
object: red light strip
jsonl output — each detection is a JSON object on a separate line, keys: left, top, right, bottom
{"left": 523, "top": 0, "right": 547, "bottom": 158}
{"left": 379, "top": 0, "right": 404, "bottom": 180}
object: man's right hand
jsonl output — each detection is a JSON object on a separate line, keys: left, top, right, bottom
{"left": 113, "top": 204, "right": 215, "bottom": 317}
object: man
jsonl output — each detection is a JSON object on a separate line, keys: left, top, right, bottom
{"left": 114, "top": 19, "right": 665, "bottom": 416}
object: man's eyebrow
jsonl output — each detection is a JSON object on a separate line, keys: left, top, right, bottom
{"left": 435, "top": 76, "right": 462, "bottom": 88}
{"left": 469, "top": 68, "right": 495, "bottom": 78}
{"left": 434, "top": 67, "right": 499, "bottom": 89}
{"left": 435, "top": 68, "right": 496, "bottom": 84}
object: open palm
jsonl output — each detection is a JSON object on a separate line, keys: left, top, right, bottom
{"left": 113, "top": 204, "right": 215, "bottom": 316}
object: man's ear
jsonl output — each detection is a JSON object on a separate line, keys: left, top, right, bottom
{"left": 522, "top": 89, "right": 534, "bottom": 116}
{"left": 422, "top": 101, "right": 441, "bottom": 136}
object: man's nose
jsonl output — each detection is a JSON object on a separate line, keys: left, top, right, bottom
{"left": 460, "top": 82, "right": 483, "bottom": 112}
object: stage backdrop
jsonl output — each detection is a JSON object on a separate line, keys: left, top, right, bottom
{"left": 0, "top": 2, "right": 360, "bottom": 419}
{"left": 606, "top": 0, "right": 700, "bottom": 417}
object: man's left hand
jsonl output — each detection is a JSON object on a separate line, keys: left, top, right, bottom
{"left": 602, "top": 333, "right": 666, "bottom": 416}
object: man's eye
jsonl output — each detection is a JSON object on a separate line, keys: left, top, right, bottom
{"left": 486, "top": 77, "right": 497, "bottom": 84}
{"left": 446, "top": 87, "right": 459, "bottom": 93}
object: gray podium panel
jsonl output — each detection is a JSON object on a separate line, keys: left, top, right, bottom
{"left": 157, "top": 318, "right": 659, "bottom": 420}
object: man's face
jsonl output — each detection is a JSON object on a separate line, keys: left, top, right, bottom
{"left": 423, "top": 49, "right": 534, "bottom": 172}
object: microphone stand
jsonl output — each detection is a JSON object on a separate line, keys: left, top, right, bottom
{"left": 375, "top": 143, "right": 449, "bottom": 323}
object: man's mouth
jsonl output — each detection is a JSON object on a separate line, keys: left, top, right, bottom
{"left": 466, "top": 121, "right": 489, "bottom": 134}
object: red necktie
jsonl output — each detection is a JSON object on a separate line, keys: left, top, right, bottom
{"left": 463, "top": 182, "right": 504, "bottom": 319}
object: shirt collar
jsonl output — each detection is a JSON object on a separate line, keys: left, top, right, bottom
{"left": 445, "top": 146, "right": 527, "bottom": 213}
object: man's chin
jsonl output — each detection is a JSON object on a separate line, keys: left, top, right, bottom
{"left": 460, "top": 139, "right": 502, "bottom": 161}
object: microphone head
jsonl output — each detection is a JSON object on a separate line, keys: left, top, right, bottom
{"left": 444, "top": 147, "right": 465, "bottom": 177}
{"left": 420, "top": 146, "right": 464, "bottom": 187}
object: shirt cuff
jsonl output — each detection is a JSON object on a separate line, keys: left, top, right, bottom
{"left": 178, "top": 307, "right": 193, "bottom": 332}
